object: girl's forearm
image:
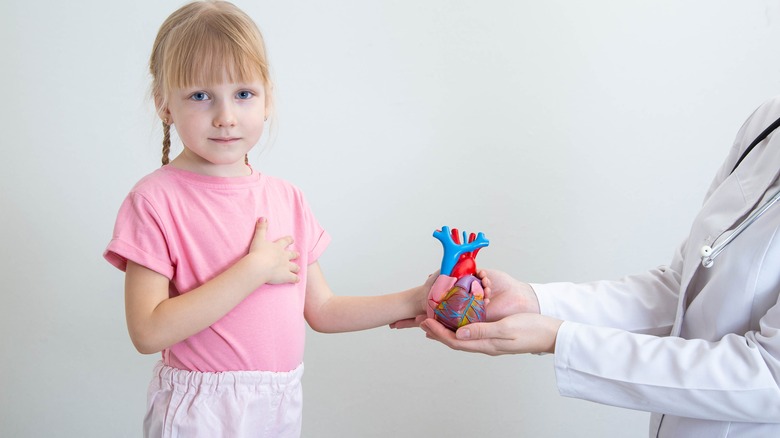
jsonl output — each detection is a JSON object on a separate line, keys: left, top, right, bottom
{"left": 307, "top": 286, "right": 425, "bottom": 333}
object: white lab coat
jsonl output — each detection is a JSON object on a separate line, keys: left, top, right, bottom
{"left": 534, "top": 96, "right": 780, "bottom": 437}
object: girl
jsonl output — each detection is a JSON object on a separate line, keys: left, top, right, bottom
{"left": 103, "top": 2, "right": 429, "bottom": 436}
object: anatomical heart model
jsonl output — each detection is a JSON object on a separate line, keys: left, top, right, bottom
{"left": 427, "top": 226, "right": 490, "bottom": 331}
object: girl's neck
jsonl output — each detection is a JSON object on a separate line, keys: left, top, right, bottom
{"left": 169, "top": 151, "right": 252, "bottom": 178}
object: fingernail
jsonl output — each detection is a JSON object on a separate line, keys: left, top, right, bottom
{"left": 456, "top": 328, "right": 471, "bottom": 339}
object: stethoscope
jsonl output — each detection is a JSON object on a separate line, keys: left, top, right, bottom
{"left": 700, "top": 115, "right": 780, "bottom": 268}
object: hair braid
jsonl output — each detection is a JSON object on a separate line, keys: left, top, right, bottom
{"left": 161, "top": 121, "right": 171, "bottom": 166}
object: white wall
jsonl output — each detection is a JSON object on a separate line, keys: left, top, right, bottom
{"left": 3, "top": 1, "right": 780, "bottom": 436}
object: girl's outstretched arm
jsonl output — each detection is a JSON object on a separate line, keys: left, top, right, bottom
{"left": 304, "top": 262, "right": 431, "bottom": 333}
{"left": 124, "top": 219, "right": 299, "bottom": 354}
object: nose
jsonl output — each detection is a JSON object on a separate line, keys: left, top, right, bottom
{"left": 213, "top": 101, "right": 236, "bottom": 128}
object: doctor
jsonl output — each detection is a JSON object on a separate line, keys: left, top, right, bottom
{"left": 420, "top": 96, "right": 780, "bottom": 437}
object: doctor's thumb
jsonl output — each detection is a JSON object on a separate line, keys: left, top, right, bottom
{"left": 456, "top": 323, "right": 486, "bottom": 340}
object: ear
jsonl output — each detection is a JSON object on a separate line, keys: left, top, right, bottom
{"left": 263, "top": 84, "right": 274, "bottom": 122}
{"left": 154, "top": 94, "right": 172, "bottom": 124}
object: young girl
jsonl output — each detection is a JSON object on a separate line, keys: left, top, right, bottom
{"left": 103, "top": 2, "right": 429, "bottom": 436}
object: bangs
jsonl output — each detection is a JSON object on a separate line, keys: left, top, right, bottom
{"left": 160, "top": 5, "right": 270, "bottom": 93}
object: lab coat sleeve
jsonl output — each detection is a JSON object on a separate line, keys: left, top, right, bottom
{"left": 553, "top": 317, "right": 780, "bottom": 422}
{"left": 554, "top": 213, "right": 780, "bottom": 422}
{"left": 532, "top": 242, "right": 683, "bottom": 335}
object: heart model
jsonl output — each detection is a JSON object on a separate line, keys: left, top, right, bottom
{"left": 427, "top": 226, "right": 490, "bottom": 331}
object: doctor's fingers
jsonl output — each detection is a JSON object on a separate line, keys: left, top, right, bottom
{"left": 458, "top": 315, "right": 556, "bottom": 355}
{"left": 421, "top": 319, "right": 510, "bottom": 356}
{"left": 457, "top": 321, "right": 523, "bottom": 354}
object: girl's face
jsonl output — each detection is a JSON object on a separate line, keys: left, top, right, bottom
{"left": 164, "top": 79, "right": 267, "bottom": 177}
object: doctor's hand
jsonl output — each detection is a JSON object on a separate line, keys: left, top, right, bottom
{"left": 479, "top": 269, "right": 541, "bottom": 321}
{"left": 420, "top": 313, "right": 563, "bottom": 355}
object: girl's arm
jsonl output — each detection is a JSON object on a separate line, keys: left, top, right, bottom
{"left": 303, "top": 262, "right": 431, "bottom": 333}
{"left": 125, "top": 219, "right": 299, "bottom": 354}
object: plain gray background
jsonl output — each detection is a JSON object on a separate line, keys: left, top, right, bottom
{"left": 3, "top": 1, "right": 780, "bottom": 436}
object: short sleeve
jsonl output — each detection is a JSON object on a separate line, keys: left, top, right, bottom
{"left": 295, "top": 188, "right": 331, "bottom": 264}
{"left": 103, "top": 192, "right": 175, "bottom": 279}
{"left": 308, "top": 228, "right": 331, "bottom": 264}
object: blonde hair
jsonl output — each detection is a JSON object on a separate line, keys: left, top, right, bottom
{"left": 149, "top": 0, "right": 274, "bottom": 165}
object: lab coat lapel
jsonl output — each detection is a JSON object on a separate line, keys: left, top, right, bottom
{"left": 671, "top": 131, "right": 780, "bottom": 336}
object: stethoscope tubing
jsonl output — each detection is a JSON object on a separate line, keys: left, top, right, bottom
{"left": 699, "top": 115, "right": 780, "bottom": 269}
{"left": 700, "top": 188, "right": 780, "bottom": 268}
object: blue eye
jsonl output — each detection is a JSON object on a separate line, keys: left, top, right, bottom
{"left": 190, "top": 92, "right": 209, "bottom": 101}
{"left": 237, "top": 90, "right": 254, "bottom": 100}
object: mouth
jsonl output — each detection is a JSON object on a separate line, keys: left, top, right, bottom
{"left": 209, "top": 137, "right": 241, "bottom": 144}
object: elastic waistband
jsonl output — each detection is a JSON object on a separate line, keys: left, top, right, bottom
{"left": 152, "top": 361, "right": 304, "bottom": 394}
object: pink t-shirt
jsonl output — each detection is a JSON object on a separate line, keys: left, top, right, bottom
{"left": 104, "top": 166, "right": 330, "bottom": 372}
